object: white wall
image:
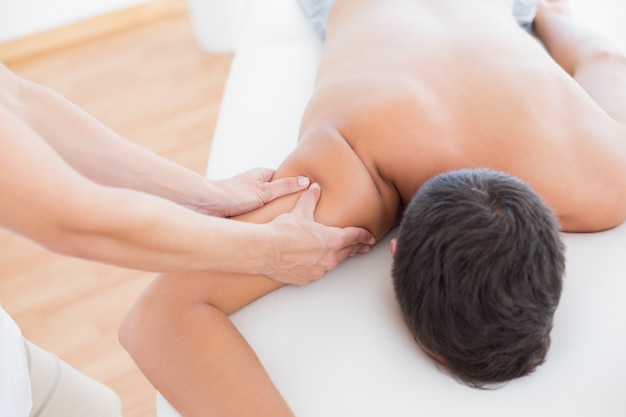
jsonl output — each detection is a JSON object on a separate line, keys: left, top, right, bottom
{"left": 0, "top": 0, "right": 151, "bottom": 42}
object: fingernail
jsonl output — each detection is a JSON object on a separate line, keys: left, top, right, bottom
{"left": 310, "top": 182, "right": 320, "bottom": 190}
{"left": 298, "top": 176, "right": 310, "bottom": 187}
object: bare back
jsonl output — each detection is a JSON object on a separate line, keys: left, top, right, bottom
{"left": 290, "top": 0, "right": 626, "bottom": 233}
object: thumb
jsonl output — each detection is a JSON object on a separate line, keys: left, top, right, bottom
{"left": 254, "top": 167, "right": 276, "bottom": 183}
{"left": 291, "top": 183, "right": 322, "bottom": 220}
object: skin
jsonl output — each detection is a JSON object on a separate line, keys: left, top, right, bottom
{"left": 0, "top": 63, "right": 374, "bottom": 284}
{"left": 120, "top": 0, "right": 626, "bottom": 415}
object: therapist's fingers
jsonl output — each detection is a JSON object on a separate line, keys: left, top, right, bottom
{"left": 293, "top": 183, "right": 375, "bottom": 251}
{"left": 317, "top": 227, "right": 375, "bottom": 275}
{"left": 335, "top": 227, "right": 377, "bottom": 258}
{"left": 264, "top": 183, "right": 376, "bottom": 285}
{"left": 291, "top": 183, "right": 375, "bottom": 252}
{"left": 212, "top": 168, "right": 313, "bottom": 217}
{"left": 259, "top": 174, "right": 311, "bottom": 203}
{"left": 289, "top": 181, "right": 322, "bottom": 219}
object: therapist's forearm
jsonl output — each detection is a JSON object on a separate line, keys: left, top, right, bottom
{"left": 0, "top": 94, "right": 264, "bottom": 275}
{"left": 50, "top": 185, "right": 277, "bottom": 274}
{"left": 12, "top": 72, "right": 217, "bottom": 211}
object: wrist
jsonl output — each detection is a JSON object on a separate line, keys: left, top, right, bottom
{"left": 170, "top": 176, "right": 228, "bottom": 217}
{"left": 187, "top": 178, "right": 226, "bottom": 217}
{"left": 251, "top": 223, "right": 280, "bottom": 277}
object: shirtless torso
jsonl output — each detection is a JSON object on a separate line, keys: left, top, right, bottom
{"left": 273, "top": 0, "right": 626, "bottom": 235}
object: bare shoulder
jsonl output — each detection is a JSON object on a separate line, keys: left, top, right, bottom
{"left": 506, "top": 115, "right": 626, "bottom": 232}
{"left": 553, "top": 126, "right": 626, "bottom": 232}
{"left": 269, "top": 127, "right": 401, "bottom": 240}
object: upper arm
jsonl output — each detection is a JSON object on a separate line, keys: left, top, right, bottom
{"left": 139, "top": 127, "right": 398, "bottom": 316}
{"left": 524, "top": 124, "right": 626, "bottom": 232}
{"left": 255, "top": 127, "right": 399, "bottom": 240}
{"left": 119, "top": 127, "right": 400, "bottom": 408}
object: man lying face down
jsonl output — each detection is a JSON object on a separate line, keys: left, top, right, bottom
{"left": 120, "top": 0, "right": 626, "bottom": 415}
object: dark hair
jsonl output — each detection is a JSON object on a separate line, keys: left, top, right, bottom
{"left": 391, "top": 168, "right": 565, "bottom": 388}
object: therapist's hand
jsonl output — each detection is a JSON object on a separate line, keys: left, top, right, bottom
{"left": 264, "top": 183, "right": 376, "bottom": 285}
{"left": 208, "top": 167, "right": 312, "bottom": 217}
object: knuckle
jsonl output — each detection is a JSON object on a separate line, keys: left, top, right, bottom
{"left": 258, "top": 181, "right": 271, "bottom": 193}
{"left": 326, "top": 233, "right": 343, "bottom": 250}
{"left": 312, "top": 271, "right": 325, "bottom": 282}
{"left": 323, "top": 257, "right": 339, "bottom": 271}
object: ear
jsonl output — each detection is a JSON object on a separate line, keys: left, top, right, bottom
{"left": 390, "top": 238, "right": 398, "bottom": 256}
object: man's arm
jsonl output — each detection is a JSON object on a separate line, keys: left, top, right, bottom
{"left": 119, "top": 203, "right": 341, "bottom": 416}
{"left": 118, "top": 186, "right": 316, "bottom": 417}
{"left": 121, "top": 270, "right": 292, "bottom": 417}
{"left": 120, "top": 129, "right": 397, "bottom": 416}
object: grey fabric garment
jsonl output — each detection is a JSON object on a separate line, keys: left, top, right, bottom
{"left": 296, "top": 0, "right": 538, "bottom": 41}
{"left": 512, "top": 0, "right": 538, "bottom": 31}
{"left": 296, "top": 0, "right": 334, "bottom": 41}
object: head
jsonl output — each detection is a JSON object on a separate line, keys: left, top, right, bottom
{"left": 391, "top": 168, "right": 565, "bottom": 388}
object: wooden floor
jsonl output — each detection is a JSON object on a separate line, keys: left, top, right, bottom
{"left": 0, "top": 12, "right": 232, "bottom": 417}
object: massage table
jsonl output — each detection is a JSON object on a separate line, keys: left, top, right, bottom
{"left": 157, "top": 0, "right": 626, "bottom": 415}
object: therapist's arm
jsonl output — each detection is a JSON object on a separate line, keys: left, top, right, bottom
{"left": 0, "top": 63, "right": 308, "bottom": 218}
{"left": 0, "top": 64, "right": 374, "bottom": 282}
